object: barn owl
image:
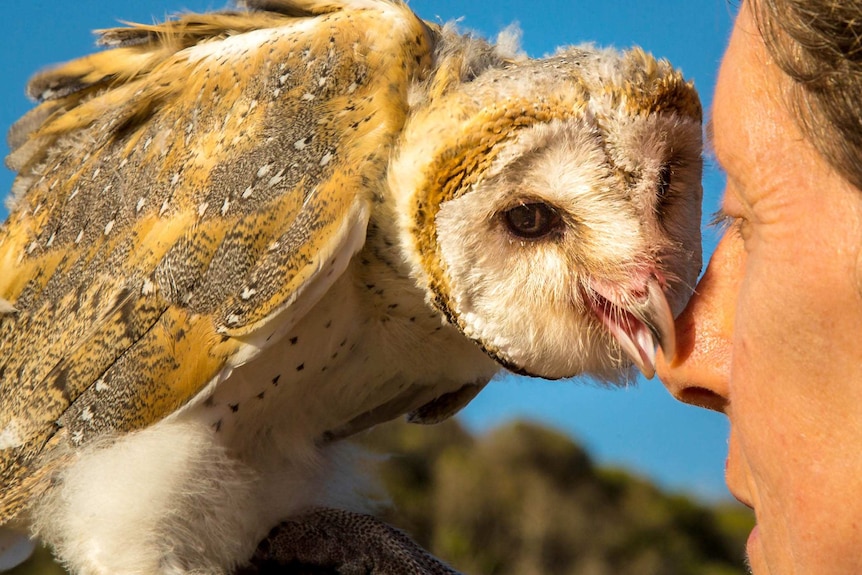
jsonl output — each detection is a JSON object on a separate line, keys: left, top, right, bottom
{"left": 0, "top": 0, "right": 703, "bottom": 573}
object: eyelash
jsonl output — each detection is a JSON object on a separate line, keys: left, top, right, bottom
{"left": 709, "top": 209, "right": 745, "bottom": 238}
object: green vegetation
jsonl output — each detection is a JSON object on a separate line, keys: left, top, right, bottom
{"left": 363, "top": 419, "right": 753, "bottom": 575}
{"left": 10, "top": 418, "right": 753, "bottom": 574}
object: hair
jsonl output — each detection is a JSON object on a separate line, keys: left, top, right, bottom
{"left": 749, "top": 0, "right": 862, "bottom": 190}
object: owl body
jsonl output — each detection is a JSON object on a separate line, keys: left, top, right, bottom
{"left": 0, "top": 0, "right": 703, "bottom": 573}
{"left": 28, "top": 241, "right": 496, "bottom": 574}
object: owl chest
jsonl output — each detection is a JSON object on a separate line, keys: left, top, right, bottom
{"left": 183, "top": 259, "right": 495, "bottom": 455}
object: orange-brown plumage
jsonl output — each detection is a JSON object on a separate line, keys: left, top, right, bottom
{"left": 0, "top": 0, "right": 433, "bottom": 528}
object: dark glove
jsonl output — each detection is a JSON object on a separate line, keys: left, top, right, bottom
{"left": 236, "top": 507, "right": 463, "bottom": 575}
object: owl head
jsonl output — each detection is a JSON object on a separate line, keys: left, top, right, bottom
{"left": 390, "top": 45, "right": 702, "bottom": 381}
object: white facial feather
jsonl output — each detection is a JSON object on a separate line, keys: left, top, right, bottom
{"left": 435, "top": 120, "right": 638, "bottom": 379}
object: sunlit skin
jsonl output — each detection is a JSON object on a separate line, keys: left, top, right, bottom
{"left": 657, "top": 3, "right": 862, "bottom": 574}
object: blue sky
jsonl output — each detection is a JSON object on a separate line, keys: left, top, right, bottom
{"left": 0, "top": 1, "right": 736, "bottom": 500}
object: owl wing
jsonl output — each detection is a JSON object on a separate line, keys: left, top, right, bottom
{"left": 0, "top": 0, "right": 434, "bottom": 522}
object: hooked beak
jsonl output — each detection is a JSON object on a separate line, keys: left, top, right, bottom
{"left": 586, "top": 276, "right": 676, "bottom": 379}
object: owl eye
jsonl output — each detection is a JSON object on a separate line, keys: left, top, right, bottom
{"left": 502, "top": 202, "right": 562, "bottom": 239}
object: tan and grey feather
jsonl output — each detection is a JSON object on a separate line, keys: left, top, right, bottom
{"left": 0, "top": 0, "right": 703, "bottom": 573}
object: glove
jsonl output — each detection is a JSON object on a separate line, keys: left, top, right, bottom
{"left": 237, "top": 507, "right": 462, "bottom": 575}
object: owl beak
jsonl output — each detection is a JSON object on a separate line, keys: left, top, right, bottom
{"left": 586, "top": 276, "right": 676, "bottom": 379}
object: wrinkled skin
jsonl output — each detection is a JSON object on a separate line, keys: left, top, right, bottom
{"left": 658, "top": 3, "right": 862, "bottom": 574}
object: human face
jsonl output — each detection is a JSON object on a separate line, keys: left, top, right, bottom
{"left": 657, "top": 3, "right": 862, "bottom": 575}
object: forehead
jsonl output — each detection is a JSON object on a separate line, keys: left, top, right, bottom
{"left": 711, "top": 6, "right": 772, "bottom": 171}
{"left": 710, "top": 4, "right": 817, "bottom": 198}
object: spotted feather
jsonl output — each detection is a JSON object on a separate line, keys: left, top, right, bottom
{"left": 0, "top": 0, "right": 433, "bottom": 524}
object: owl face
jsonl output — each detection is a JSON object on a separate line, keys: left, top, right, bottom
{"left": 395, "top": 47, "right": 703, "bottom": 382}
{"left": 434, "top": 115, "right": 701, "bottom": 380}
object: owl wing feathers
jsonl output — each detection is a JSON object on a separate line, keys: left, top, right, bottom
{"left": 0, "top": 0, "right": 434, "bottom": 523}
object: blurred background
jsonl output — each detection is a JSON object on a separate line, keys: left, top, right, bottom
{"left": 2, "top": 1, "right": 746, "bottom": 573}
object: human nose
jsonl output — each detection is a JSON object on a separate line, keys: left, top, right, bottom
{"left": 657, "top": 233, "right": 742, "bottom": 413}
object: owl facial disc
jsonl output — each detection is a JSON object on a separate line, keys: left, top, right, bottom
{"left": 586, "top": 276, "right": 676, "bottom": 379}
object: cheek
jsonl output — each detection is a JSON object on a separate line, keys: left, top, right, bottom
{"left": 731, "top": 232, "right": 847, "bottom": 469}
{"left": 730, "top": 220, "right": 862, "bottom": 573}
{"left": 436, "top": 214, "right": 624, "bottom": 379}
{"left": 459, "top": 244, "right": 612, "bottom": 377}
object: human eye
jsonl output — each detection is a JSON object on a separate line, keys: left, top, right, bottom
{"left": 710, "top": 208, "right": 737, "bottom": 232}
{"left": 710, "top": 208, "right": 749, "bottom": 243}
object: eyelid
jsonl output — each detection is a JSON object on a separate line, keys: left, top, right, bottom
{"left": 720, "top": 173, "right": 749, "bottom": 212}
